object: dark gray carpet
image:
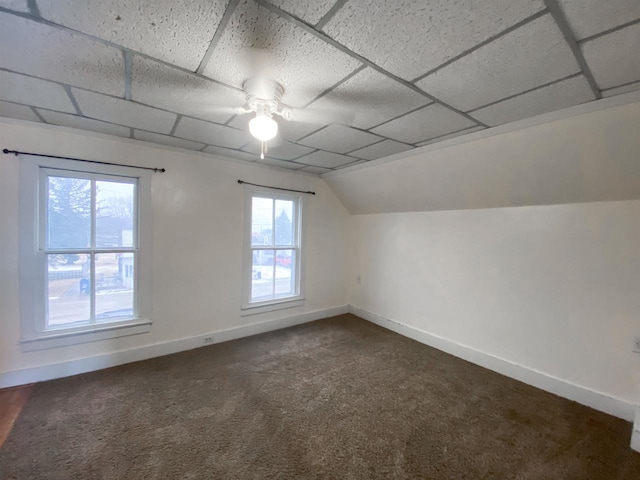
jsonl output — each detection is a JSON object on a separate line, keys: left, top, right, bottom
{"left": 1, "top": 314, "right": 638, "bottom": 479}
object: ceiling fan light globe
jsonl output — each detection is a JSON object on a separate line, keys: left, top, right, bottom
{"left": 249, "top": 115, "right": 278, "bottom": 142}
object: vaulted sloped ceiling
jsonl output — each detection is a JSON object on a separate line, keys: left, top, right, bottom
{"left": 0, "top": 0, "right": 639, "bottom": 175}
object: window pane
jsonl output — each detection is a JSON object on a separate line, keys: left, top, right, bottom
{"left": 252, "top": 197, "right": 273, "bottom": 246}
{"left": 251, "top": 249, "right": 274, "bottom": 300}
{"left": 96, "top": 180, "right": 135, "bottom": 248}
{"left": 47, "top": 176, "right": 91, "bottom": 249}
{"left": 47, "top": 254, "right": 90, "bottom": 327}
{"left": 95, "top": 252, "right": 135, "bottom": 320}
{"left": 274, "top": 200, "right": 294, "bottom": 246}
{"left": 275, "top": 250, "right": 295, "bottom": 297}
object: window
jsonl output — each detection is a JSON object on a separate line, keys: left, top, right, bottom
{"left": 242, "top": 188, "right": 303, "bottom": 313}
{"left": 20, "top": 157, "right": 152, "bottom": 350}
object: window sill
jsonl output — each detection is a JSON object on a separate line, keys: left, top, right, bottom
{"left": 20, "top": 320, "right": 152, "bottom": 351}
{"left": 241, "top": 298, "right": 305, "bottom": 317}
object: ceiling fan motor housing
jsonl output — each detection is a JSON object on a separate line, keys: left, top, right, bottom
{"left": 243, "top": 78, "right": 289, "bottom": 119}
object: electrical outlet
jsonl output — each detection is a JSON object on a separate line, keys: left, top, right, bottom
{"left": 357, "top": 275, "right": 361, "bottom": 285}
{"left": 634, "top": 337, "right": 640, "bottom": 354}
{"left": 203, "top": 336, "right": 214, "bottom": 344}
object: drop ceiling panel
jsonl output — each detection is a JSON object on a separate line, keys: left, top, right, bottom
{"left": 203, "top": 145, "right": 257, "bottom": 162}
{"left": 38, "top": 110, "right": 131, "bottom": 137}
{"left": 582, "top": 23, "right": 640, "bottom": 90}
{"left": 557, "top": 0, "right": 640, "bottom": 40}
{"left": 297, "top": 165, "right": 332, "bottom": 175}
{"left": 602, "top": 81, "right": 640, "bottom": 98}
{"left": 416, "top": 126, "right": 485, "bottom": 147}
{"left": 298, "top": 124, "right": 381, "bottom": 153}
{"left": 0, "top": 14, "right": 124, "bottom": 96}
{"left": 72, "top": 88, "right": 177, "bottom": 134}
{"left": 304, "top": 68, "right": 431, "bottom": 129}
{"left": 133, "top": 130, "right": 205, "bottom": 151}
{"left": 0, "top": 1, "right": 28, "bottom": 13}
{"left": 37, "top": 0, "right": 229, "bottom": 71}
{"left": 371, "top": 104, "right": 477, "bottom": 145}
{"left": 0, "top": 101, "right": 40, "bottom": 122}
{"left": 174, "top": 116, "right": 253, "bottom": 149}
{"left": 349, "top": 140, "right": 414, "bottom": 161}
{"left": 242, "top": 141, "right": 314, "bottom": 160}
{"left": 322, "top": 0, "right": 545, "bottom": 80}
{"left": 472, "top": 75, "right": 595, "bottom": 126}
{"left": 131, "top": 56, "right": 243, "bottom": 124}
{"left": 202, "top": 0, "right": 362, "bottom": 108}
{"left": 258, "top": 158, "right": 303, "bottom": 169}
{"left": 295, "top": 150, "right": 358, "bottom": 168}
{"left": 0, "top": 70, "right": 76, "bottom": 113}
{"left": 266, "top": 0, "right": 337, "bottom": 25}
{"left": 416, "top": 14, "right": 580, "bottom": 112}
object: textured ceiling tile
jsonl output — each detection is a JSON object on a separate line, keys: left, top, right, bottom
{"left": 416, "top": 14, "right": 580, "bottom": 112}
{"left": 0, "top": 70, "right": 76, "bottom": 113}
{"left": 298, "top": 124, "right": 381, "bottom": 153}
{"left": 72, "top": 88, "right": 177, "bottom": 133}
{"left": 37, "top": 0, "right": 229, "bottom": 70}
{"left": 416, "top": 126, "right": 485, "bottom": 146}
{"left": 174, "top": 116, "right": 253, "bottom": 148}
{"left": 348, "top": 139, "right": 414, "bottom": 160}
{"left": 0, "top": 101, "right": 41, "bottom": 122}
{"left": 295, "top": 150, "right": 358, "bottom": 168}
{"left": 242, "top": 141, "right": 314, "bottom": 160}
{"left": 133, "top": 130, "right": 205, "bottom": 151}
{"left": 371, "top": 104, "right": 477, "bottom": 144}
{"left": 297, "top": 165, "right": 333, "bottom": 175}
{"left": 202, "top": 0, "right": 361, "bottom": 108}
{"left": 131, "top": 56, "right": 243, "bottom": 124}
{"left": 0, "top": 0, "right": 29, "bottom": 13}
{"left": 266, "top": 0, "right": 337, "bottom": 24}
{"left": 304, "top": 68, "right": 430, "bottom": 129}
{"left": 323, "top": 0, "right": 545, "bottom": 80}
{"left": 0, "top": 14, "right": 124, "bottom": 96}
{"left": 471, "top": 76, "right": 595, "bottom": 126}
{"left": 258, "top": 158, "right": 304, "bottom": 169}
{"left": 557, "top": 0, "right": 640, "bottom": 40}
{"left": 203, "top": 144, "right": 257, "bottom": 162}
{"left": 582, "top": 23, "right": 640, "bottom": 90}
{"left": 38, "top": 110, "right": 131, "bottom": 137}
{"left": 602, "top": 81, "right": 640, "bottom": 98}
{"left": 228, "top": 114, "right": 324, "bottom": 142}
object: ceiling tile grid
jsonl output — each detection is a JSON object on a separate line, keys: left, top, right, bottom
{"left": 0, "top": 0, "right": 639, "bottom": 175}
{"left": 36, "top": 0, "right": 230, "bottom": 71}
{"left": 71, "top": 88, "right": 177, "bottom": 134}
{"left": 37, "top": 109, "right": 132, "bottom": 138}
{"left": 0, "top": 100, "right": 41, "bottom": 122}
{"left": 557, "top": 0, "right": 640, "bottom": 41}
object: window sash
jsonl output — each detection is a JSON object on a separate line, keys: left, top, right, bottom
{"left": 244, "top": 188, "right": 303, "bottom": 309}
{"left": 39, "top": 167, "right": 140, "bottom": 332}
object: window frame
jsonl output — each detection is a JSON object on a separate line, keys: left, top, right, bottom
{"left": 19, "top": 156, "right": 152, "bottom": 351}
{"left": 241, "top": 186, "right": 304, "bottom": 315}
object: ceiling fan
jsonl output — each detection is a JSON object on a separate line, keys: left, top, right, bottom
{"left": 238, "top": 76, "right": 291, "bottom": 159}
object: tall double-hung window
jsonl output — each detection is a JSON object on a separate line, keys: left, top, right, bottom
{"left": 242, "top": 188, "right": 303, "bottom": 313}
{"left": 20, "top": 157, "right": 152, "bottom": 350}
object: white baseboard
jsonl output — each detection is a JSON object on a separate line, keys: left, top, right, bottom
{"left": 0, "top": 305, "right": 349, "bottom": 389}
{"left": 350, "top": 305, "right": 636, "bottom": 422}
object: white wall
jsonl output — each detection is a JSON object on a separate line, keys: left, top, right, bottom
{"left": 328, "top": 98, "right": 640, "bottom": 421}
{"left": 349, "top": 202, "right": 640, "bottom": 416}
{"left": 0, "top": 120, "right": 351, "bottom": 379}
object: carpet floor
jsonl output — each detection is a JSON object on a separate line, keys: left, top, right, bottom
{"left": 1, "top": 314, "right": 638, "bottom": 479}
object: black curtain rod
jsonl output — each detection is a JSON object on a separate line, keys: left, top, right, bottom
{"left": 237, "top": 180, "right": 315, "bottom": 195}
{"left": 2, "top": 148, "right": 166, "bottom": 173}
